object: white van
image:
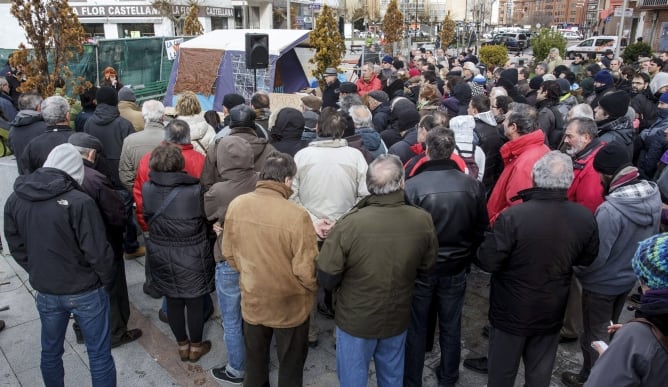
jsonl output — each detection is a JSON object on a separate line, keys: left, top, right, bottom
{"left": 565, "top": 36, "right": 622, "bottom": 59}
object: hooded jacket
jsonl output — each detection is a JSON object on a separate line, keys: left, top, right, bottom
{"left": 177, "top": 114, "right": 215, "bottom": 155}
{"left": 201, "top": 127, "right": 275, "bottom": 190}
{"left": 83, "top": 103, "right": 135, "bottom": 188}
{"left": 473, "top": 111, "right": 505, "bottom": 193}
{"left": 223, "top": 180, "right": 318, "bottom": 328}
{"left": 355, "top": 126, "right": 386, "bottom": 159}
{"left": 203, "top": 137, "right": 259, "bottom": 262}
{"left": 8, "top": 110, "right": 48, "bottom": 172}
{"left": 631, "top": 88, "right": 658, "bottom": 131}
{"left": 477, "top": 188, "right": 599, "bottom": 336}
{"left": 597, "top": 116, "right": 636, "bottom": 162}
{"left": 143, "top": 171, "right": 214, "bottom": 298}
{"left": 536, "top": 98, "right": 564, "bottom": 149}
{"left": 4, "top": 167, "right": 115, "bottom": 295}
{"left": 270, "top": 108, "right": 309, "bottom": 156}
{"left": 575, "top": 173, "right": 661, "bottom": 295}
{"left": 487, "top": 130, "right": 550, "bottom": 224}
{"left": 637, "top": 111, "right": 668, "bottom": 179}
{"left": 371, "top": 101, "right": 391, "bottom": 132}
{"left": 442, "top": 83, "right": 472, "bottom": 117}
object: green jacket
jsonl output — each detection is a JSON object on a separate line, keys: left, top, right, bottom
{"left": 317, "top": 190, "right": 438, "bottom": 339}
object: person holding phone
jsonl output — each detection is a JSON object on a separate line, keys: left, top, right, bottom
{"left": 101, "top": 67, "right": 123, "bottom": 91}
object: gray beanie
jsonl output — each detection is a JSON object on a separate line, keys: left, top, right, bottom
{"left": 118, "top": 87, "right": 136, "bottom": 102}
{"left": 44, "top": 143, "right": 85, "bottom": 185}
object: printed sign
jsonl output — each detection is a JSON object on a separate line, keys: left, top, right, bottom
{"left": 165, "top": 38, "right": 184, "bottom": 60}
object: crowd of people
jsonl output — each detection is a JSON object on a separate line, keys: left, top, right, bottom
{"left": 2, "top": 43, "right": 668, "bottom": 387}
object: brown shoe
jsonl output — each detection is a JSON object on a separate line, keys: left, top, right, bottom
{"left": 189, "top": 340, "right": 211, "bottom": 362}
{"left": 124, "top": 246, "right": 145, "bottom": 260}
{"left": 177, "top": 340, "right": 190, "bottom": 361}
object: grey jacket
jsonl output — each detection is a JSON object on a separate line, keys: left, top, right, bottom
{"left": 585, "top": 321, "right": 668, "bottom": 386}
{"left": 575, "top": 179, "right": 661, "bottom": 295}
{"left": 118, "top": 121, "right": 164, "bottom": 191}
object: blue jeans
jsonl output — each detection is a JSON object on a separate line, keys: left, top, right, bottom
{"left": 36, "top": 287, "right": 116, "bottom": 387}
{"left": 336, "top": 327, "right": 407, "bottom": 387}
{"left": 114, "top": 189, "right": 139, "bottom": 253}
{"left": 404, "top": 269, "right": 467, "bottom": 387}
{"left": 215, "top": 261, "right": 245, "bottom": 376}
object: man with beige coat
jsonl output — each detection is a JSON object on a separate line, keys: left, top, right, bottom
{"left": 222, "top": 151, "right": 318, "bottom": 387}
{"left": 118, "top": 87, "right": 144, "bottom": 131}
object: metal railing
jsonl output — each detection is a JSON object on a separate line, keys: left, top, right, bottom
{"left": 638, "top": 0, "right": 668, "bottom": 8}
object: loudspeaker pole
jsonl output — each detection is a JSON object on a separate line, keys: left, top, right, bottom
{"left": 253, "top": 68, "right": 257, "bottom": 93}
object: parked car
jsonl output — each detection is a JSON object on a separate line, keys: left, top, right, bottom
{"left": 565, "top": 36, "right": 623, "bottom": 59}
{"left": 481, "top": 34, "right": 525, "bottom": 53}
{"left": 562, "top": 31, "right": 580, "bottom": 40}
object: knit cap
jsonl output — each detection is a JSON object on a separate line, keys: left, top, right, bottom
{"left": 118, "top": 86, "right": 136, "bottom": 102}
{"left": 593, "top": 141, "right": 631, "bottom": 175}
{"left": 382, "top": 55, "right": 393, "bottom": 64}
{"left": 44, "top": 143, "right": 85, "bottom": 185}
{"left": 633, "top": 233, "right": 668, "bottom": 290}
{"left": 473, "top": 75, "right": 486, "bottom": 85}
{"left": 529, "top": 76, "right": 544, "bottom": 90}
{"left": 594, "top": 70, "right": 613, "bottom": 85}
{"left": 598, "top": 90, "right": 630, "bottom": 119}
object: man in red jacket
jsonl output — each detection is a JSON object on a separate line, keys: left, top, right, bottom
{"left": 486, "top": 103, "right": 550, "bottom": 224}
{"left": 355, "top": 63, "right": 382, "bottom": 97}
{"left": 560, "top": 116, "right": 606, "bottom": 343}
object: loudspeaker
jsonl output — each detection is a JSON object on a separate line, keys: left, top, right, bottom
{"left": 246, "top": 33, "right": 269, "bottom": 69}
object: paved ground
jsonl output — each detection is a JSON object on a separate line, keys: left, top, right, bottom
{"left": 0, "top": 247, "right": 634, "bottom": 387}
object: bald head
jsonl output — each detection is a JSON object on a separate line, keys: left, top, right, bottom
{"left": 366, "top": 155, "right": 404, "bottom": 195}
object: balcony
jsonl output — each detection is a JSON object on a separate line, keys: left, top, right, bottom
{"left": 638, "top": 0, "right": 668, "bottom": 9}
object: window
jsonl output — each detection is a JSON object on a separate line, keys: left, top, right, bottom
{"left": 578, "top": 39, "right": 594, "bottom": 47}
{"left": 117, "top": 23, "right": 154, "bottom": 38}
{"left": 82, "top": 23, "right": 105, "bottom": 39}
{"left": 211, "top": 17, "right": 228, "bottom": 30}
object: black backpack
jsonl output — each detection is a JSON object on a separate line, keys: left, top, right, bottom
{"left": 455, "top": 144, "right": 479, "bottom": 179}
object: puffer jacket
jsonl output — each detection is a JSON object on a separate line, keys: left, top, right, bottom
{"left": 142, "top": 171, "right": 214, "bottom": 298}
{"left": 405, "top": 159, "right": 489, "bottom": 275}
{"left": 478, "top": 188, "right": 599, "bottom": 336}
{"left": 178, "top": 114, "right": 215, "bottom": 155}
{"left": 371, "top": 102, "right": 391, "bottom": 132}
{"left": 203, "top": 137, "right": 258, "bottom": 262}
{"left": 356, "top": 73, "right": 382, "bottom": 96}
{"left": 83, "top": 103, "right": 134, "bottom": 188}
{"left": 473, "top": 112, "right": 505, "bottom": 193}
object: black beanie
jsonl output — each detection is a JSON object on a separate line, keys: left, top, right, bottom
{"left": 96, "top": 86, "right": 118, "bottom": 106}
{"left": 229, "top": 104, "right": 256, "bottom": 129}
{"left": 598, "top": 91, "right": 630, "bottom": 119}
{"left": 529, "top": 76, "right": 544, "bottom": 90}
{"left": 593, "top": 142, "right": 632, "bottom": 175}
{"left": 223, "top": 93, "right": 245, "bottom": 110}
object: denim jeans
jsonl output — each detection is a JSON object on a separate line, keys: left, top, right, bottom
{"left": 215, "top": 261, "right": 245, "bottom": 376}
{"left": 336, "top": 327, "right": 407, "bottom": 387}
{"left": 114, "top": 189, "right": 139, "bottom": 253}
{"left": 404, "top": 269, "right": 467, "bottom": 387}
{"left": 36, "top": 287, "right": 116, "bottom": 387}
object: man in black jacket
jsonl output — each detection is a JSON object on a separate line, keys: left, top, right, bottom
{"left": 366, "top": 90, "right": 391, "bottom": 133}
{"left": 468, "top": 95, "right": 505, "bottom": 194}
{"left": 8, "top": 92, "right": 46, "bottom": 174}
{"left": 322, "top": 67, "right": 340, "bottom": 109}
{"left": 476, "top": 151, "right": 599, "bottom": 387}
{"left": 404, "top": 127, "right": 489, "bottom": 387}
{"left": 84, "top": 86, "right": 143, "bottom": 260}
{"left": 4, "top": 143, "right": 117, "bottom": 386}
{"left": 18, "top": 96, "right": 74, "bottom": 175}
{"left": 69, "top": 133, "right": 142, "bottom": 348}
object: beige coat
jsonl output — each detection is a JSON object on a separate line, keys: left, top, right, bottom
{"left": 222, "top": 180, "right": 317, "bottom": 328}
{"left": 118, "top": 100, "right": 144, "bottom": 131}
